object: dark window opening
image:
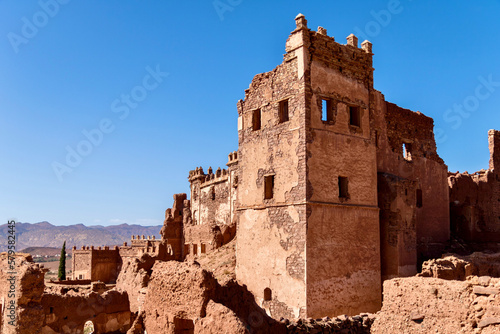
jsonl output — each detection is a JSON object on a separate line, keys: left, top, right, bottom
{"left": 252, "top": 109, "right": 261, "bottom": 131}
{"left": 279, "top": 100, "right": 289, "bottom": 123}
{"left": 49, "top": 307, "right": 53, "bottom": 314}
{"left": 416, "top": 189, "right": 423, "bottom": 208}
{"left": 201, "top": 243, "right": 206, "bottom": 254}
{"left": 264, "top": 175, "right": 274, "bottom": 200}
{"left": 403, "top": 143, "right": 412, "bottom": 161}
{"left": 349, "top": 106, "right": 361, "bottom": 127}
{"left": 193, "top": 244, "right": 198, "bottom": 255}
{"left": 338, "top": 176, "right": 349, "bottom": 199}
{"left": 322, "top": 99, "right": 334, "bottom": 122}
{"left": 264, "top": 288, "right": 272, "bottom": 301}
{"left": 211, "top": 187, "right": 215, "bottom": 201}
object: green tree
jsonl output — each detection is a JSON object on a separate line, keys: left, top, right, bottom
{"left": 58, "top": 241, "right": 66, "bottom": 280}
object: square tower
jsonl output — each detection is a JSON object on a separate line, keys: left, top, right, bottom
{"left": 235, "top": 14, "right": 381, "bottom": 319}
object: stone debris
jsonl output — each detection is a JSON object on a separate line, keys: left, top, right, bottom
{"left": 372, "top": 276, "right": 500, "bottom": 333}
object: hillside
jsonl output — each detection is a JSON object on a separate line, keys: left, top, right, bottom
{"left": 0, "top": 221, "right": 162, "bottom": 251}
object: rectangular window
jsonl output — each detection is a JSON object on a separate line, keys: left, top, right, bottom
{"left": 264, "top": 175, "right": 274, "bottom": 199}
{"left": 279, "top": 100, "right": 289, "bottom": 123}
{"left": 403, "top": 143, "right": 412, "bottom": 161}
{"left": 349, "top": 106, "right": 361, "bottom": 127}
{"left": 184, "top": 244, "right": 190, "bottom": 255}
{"left": 338, "top": 176, "right": 349, "bottom": 199}
{"left": 201, "top": 243, "right": 206, "bottom": 254}
{"left": 193, "top": 244, "right": 198, "bottom": 255}
{"left": 416, "top": 189, "right": 423, "bottom": 208}
{"left": 252, "top": 109, "right": 261, "bottom": 131}
{"left": 322, "top": 99, "right": 334, "bottom": 122}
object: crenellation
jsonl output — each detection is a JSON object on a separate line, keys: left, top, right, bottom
{"left": 346, "top": 33, "right": 358, "bottom": 47}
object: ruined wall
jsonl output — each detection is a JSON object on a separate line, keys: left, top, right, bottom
{"left": 305, "top": 24, "right": 381, "bottom": 316}
{"left": 41, "top": 289, "right": 131, "bottom": 333}
{"left": 159, "top": 193, "right": 185, "bottom": 261}
{"left": 235, "top": 15, "right": 308, "bottom": 319}
{"left": 372, "top": 94, "right": 449, "bottom": 268}
{"left": 378, "top": 173, "right": 417, "bottom": 280}
{"left": 449, "top": 129, "right": 500, "bottom": 243}
{"left": 0, "top": 253, "right": 45, "bottom": 334}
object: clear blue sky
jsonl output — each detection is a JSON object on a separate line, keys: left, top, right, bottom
{"left": 1, "top": 1, "right": 499, "bottom": 226}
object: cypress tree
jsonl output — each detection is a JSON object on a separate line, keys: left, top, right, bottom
{"left": 58, "top": 240, "right": 66, "bottom": 280}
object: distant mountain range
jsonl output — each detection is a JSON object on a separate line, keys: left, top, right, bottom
{"left": 0, "top": 221, "right": 162, "bottom": 252}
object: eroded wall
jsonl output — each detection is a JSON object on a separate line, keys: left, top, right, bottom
{"left": 449, "top": 130, "right": 500, "bottom": 243}
{"left": 372, "top": 95, "right": 449, "bottom": 269}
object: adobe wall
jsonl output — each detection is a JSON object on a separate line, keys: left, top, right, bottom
{"left": 305, "top": 25, "right": 381, "bottom": 316}
{"left": 377, "top": 173, "right": 417, "bottom": 280}
{"left": 0, "top": 253, "right": 46, "bottom": 334}
{"left": 159, "top": 193, "right": 186, "bottom": 261}
{"left": 90, "top": 248, "right": 121, "bottom": 284}
{"left": 235, "top": 16, "right": 308, "bottom": 319}
{"left": 41, "top": 289, "right": 131, "bottom": 333}
{"left": 372, "top": 93, "right": 449, "bottom": 269}
{"left": 449, "top": 129, "right": 500, "bottom": 243}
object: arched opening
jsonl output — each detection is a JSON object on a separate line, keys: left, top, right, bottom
{"left": 264, "top": 288, "right": 272, "bottom": 301}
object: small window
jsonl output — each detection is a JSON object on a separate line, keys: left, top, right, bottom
{"left": 349, "top": 106, "right": 361, "bottom": 127}
{"left": 252, "top": 109, "right": 261, "bottom": 131}
{"left": 184, "top": 244, "right": 190, "bottom": 255}
{"left": 49, "top": 307, "right": 54, "bottom": 314}
{"left": 264, "top": 288, "right": 272, "bottom": 301}
{"left": 201, "top": 243, "right": 206, "bottom": 254}
{"left": 264, "top": 175, "right": 274, "bottom": 199}
{"left": 416, "top": 189, "right": 423, "bottom": 208}
{"left": 211, "top": 187, "right": 215, "bottom": 201}
{"left": 322, "top": 99, "right": 334, "bottom": 122}
{"left": 338, "top": 176, "right": 349, "bottom": 199}
{"left": 279, "top": 100, "right": 289, "bottom": 123}
{"left": 193, "top": 244, "right": 198, "bottom": 255}
{"left": 79, "top": 274, "right": 83, "bottom": 280}
{"left": 403, "top": 143, "right": 412, "bottom": 161}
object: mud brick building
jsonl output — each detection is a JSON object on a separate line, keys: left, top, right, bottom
{"left": 72, "top": 246, "right": 120, "bottom": 283}
{"left": 70, "top": 14, "right": 499, "bottom": 321}
{"left": 235, "top": 14, "right": 449, "bottom": 318}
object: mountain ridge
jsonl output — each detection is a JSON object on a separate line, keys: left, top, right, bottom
{"left": 0, "top": 221, "right": 162, "bottom": 251}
